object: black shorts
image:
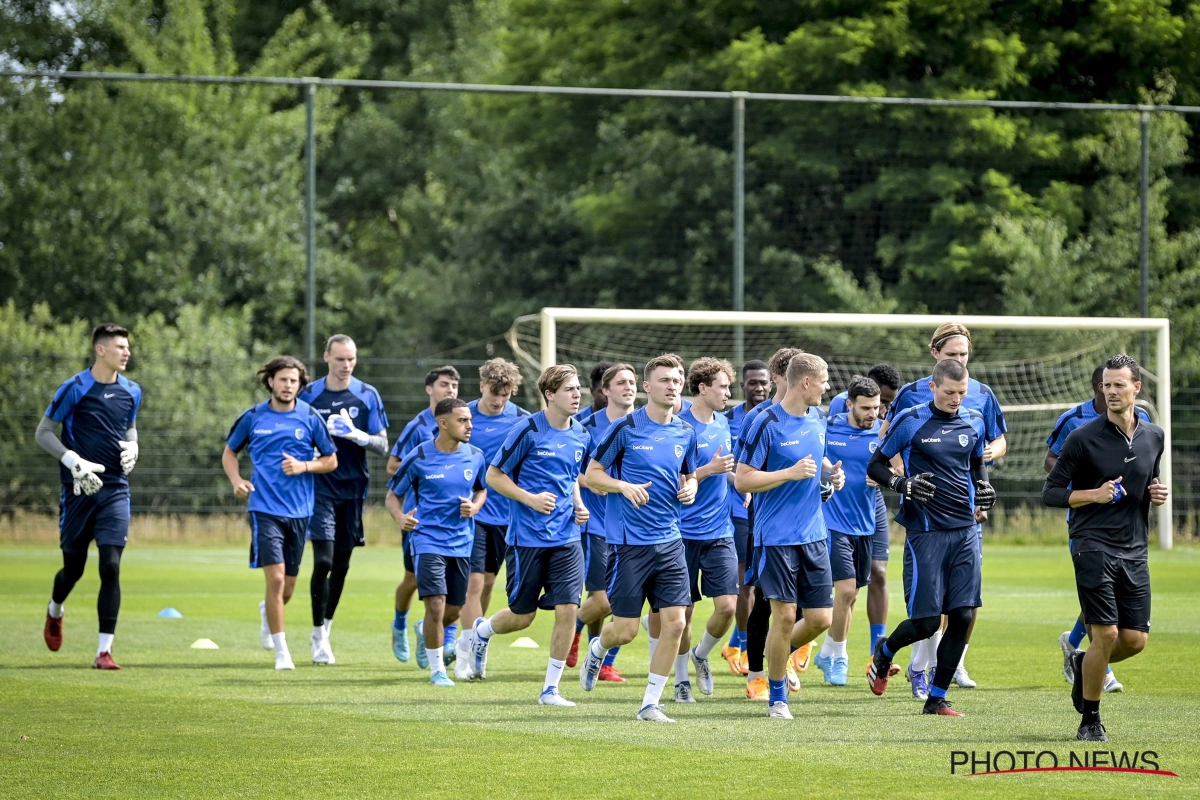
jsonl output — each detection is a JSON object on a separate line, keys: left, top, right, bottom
{"left": 249, "top": 512, "right": 308, "bottom": 576}
{"left": 1072, "top": 550, "right": 1151, "bottom": 632}
{"left": 414, "top": 552, "right": 470, "bottom": 606}
{"left": 505, "top": 542, "right": 584, "bottom": 615}
{"left": 306, "top": 495, "right": 364, "bottom": 551}
{"left": 828, "top": 530, "right": 872, "bottom": 588}
{"left": 471, "top": 522, "right": 508, "bottom": 575}
{"left": 732, "top": 517, "right": 751, "bottom": 567}
{"left": 755, "top": 541, "right": 833, "bottom": 609}
{"left": 684, "top": 537, "right": 739, "bottom": 601}
{"left": 607, "top": 540, "right": 691, "bottom": 618}
{"left": 581, "top": 533, "right": 610, "bottom": 592}
{"left": 60, "top": 485, "right": 130, "bottom": 553}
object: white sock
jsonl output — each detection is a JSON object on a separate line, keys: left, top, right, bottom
{"left": 908, "top": 638, "right": 925, "bottom": 670}
{"left": 313, "top": 625, "right": 326, "bottom": 641}
{"left": 828, "top": 638, "right": 848, "bottom": 660}
{"left": 97, "top": 633, "right": 114, "bottom": 656}
{"left": 48, "top": 600, "right": 64, "bottom": 619}
{"left": 748, "top": 669, "right": 764, "bottom": 682}
{"left": 429, "top": 646, "right": 445, "bottom": 674}
{"left": 926, "top": 630, "right": 943, "bottom": 670}
{"left": 477, "top": 617, "right": 496, "bottom": 640}
{"left": 818, "top": 635, "right": 836, "bottom": 659}
{"left": 544, "top": 657, "right": 566, "bottom": 692}
{"left": 674, "top": 653, "right": 689, "bottom": 684}
{"left": 957, "top": 643, "right": 969, "bottom": 670}
{"left": 272, "top": 632, "right": 288, "bottom": 658}
{"left": 642, "top": 672, "right": 668, "bottom": 708}
{"left": 589, "top": 638, "right": 607, "bottom": 660}
{"left": 648, "top": 636, "right": 658, "bottom": 662}
{"left": 695, "top": 630, "right": 721, "bottom": 659}
{"left": 323, "top": 618, "right": 333, "bottom": 636}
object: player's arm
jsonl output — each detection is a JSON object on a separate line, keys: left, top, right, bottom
{"left": 222, "top": 446, "right": 254, "bottom": 499}
{"left": 867, "top": 448, "right": 934, "bottom": 503}
{"left": 386, "top": 455, "right": 401, "bottom": 475}
{"left": 983, "top": 434, "right": 1007, "bottom": 462}
{"left": 460, "top": 488, "right": 487, "bottom": 519}
{"left": 384, "top": 487, "right": 419, "bottom": 531}
{"left": 36, "top": 414, "right": 108, "bottom": 494}
{"left": 695, "top": 445, "right": 734, "bottom": 482}
{"left": 971, "top": 454, "right": 996, "bottom": 510}
{"left": 364, "top": 428, "right": 389, "bottom": 456}
{"left": 734, "top": 457, "right": 817, "bottom": 494}
{"left": 1041, "top": 437, "right": 1111, "bottom": 508}
{"left": 1044, "top": 449, "right": 1058, "bottom": 474}
{"left": 585, "top": 460, "right": 651, "bottom": 508}
{"left": 1149, "top": 450, "right": 1169, "bottom": 506}
{"left": 283, "top": 451, "right": 338, "bottom": 475}
{"left": 486, "top": 465, "right": 556, "bottom": 514}
{"left": 573, "top": 480, "right": 589, "bottom": 525}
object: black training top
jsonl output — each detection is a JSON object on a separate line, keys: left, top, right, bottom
{"left": 1042, "top": 413, "right": 1164, "bottom": 559}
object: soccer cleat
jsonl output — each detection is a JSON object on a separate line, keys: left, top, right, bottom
{"left": 93, "top": 651, "right": 121, "bottom": 670}
{"left": 1071, "top": 651, "right": 1086, "bottom": 713}
{"left": 745, "top": 676, "right": 770, "bottom": 700}
{"left": 791, "top": 641, "right": 813, "bottom": 672}
{"left": 470, "top": 618, "right": 490, "bottom": 680}
{"left": 922, "top": 697, "right": 964, "bottom": 716}
{"left": 640, "top": 614, "right": 650, "bottom": 632}
{"left": 867, "top": 640, "right": 893, "bottom": 696}
{"left": 598, "top": 665, "right": 626, "bottom": 683}
{"left": 636, "top": 704, "right": 675, "bottom": 723}
{"left": 814, "top": 652, "right": 832, "bottom": 681}
{"left": 274, "top": 652, "right": 295, "bottom": 671}
{"left": 311, "top": 632, "right": 335, "bottom": 665}
{"left": 429, "top": 670, "right": 455, "bottom": 687}
{"left": 566, "top": 632, "right": 582, "bottom": 668}
{"left": 44, "top": 612, "right": 63, "bottom": 652}
{"left": 767, "top": 701, "right": 793, "bottom": 720}
{"left": 258, "top": 601, "right": 273, "bottom": 650}
{"left": 1059, "top": 631, "right": 1077, "bottom": 684}
{"left": 952, "top": 667, "right": 976, "bottom": 688}
{"left": 538, "top": 687, "right": 576, "bottom": 707}
{"left": 580, "top": 645, "right": 604, "bottom": 692}
{"left": 722, "top": 645, "right": 745, "bottom": 676}
{"left": 1077, "top": 721, "right": 1108, "bottom": 742}
{"left": 392, "top": 619, "right": 410, "bottom": 662}
{"left": 828, "top": 657, "right": 849, "bottom": 686}
{"left": 674, "top": 681, "right": 696, "bottom": 703}
{"left": 864, "top": 656, "right": 901, "bottom": 678}
{"left": 455, "top": 630, "right": 472, "bottom": 670}
{"left": 906, "top": 664, "right": 929, "bottom": 700}
{"left": 1104, "top": 671, "right": 1124, "bottom": 693}
{"left": 738, "top": 649, "right": 749, "bottom": 675}
{"left": 414, "top": 620, "right": 429, "bottom": 669}
{"left": 690, "top": 648, "right": 713, "bottom": 696}
{"left": 785, "top": 655, "right": 801, "bottom": 693}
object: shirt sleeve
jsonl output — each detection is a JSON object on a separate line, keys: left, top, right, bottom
{"left": 680, "top": 428, "right": 699, "bottom": 475}
{"left": 743, "top": 416, "right": 774, "bottom": 471}
{"left": 879, "top": 411, "right": 918, "bottom": 460}
{"left": 45, "top": 380, "right": 81, "bottom": 424}
{"left": 226, "top": 409, "right": 254, "bottom": 453}
{"left": 311, "top": 412, "right": 337, "bottom": 457}
{"left": 127, "top": 382, "right": 143, "bottom": 425}
{"left": 886, "top": 384, "right": 915, "bottom": 423}
{"left": 473, "top": 453, "right": 487, "bottom": 493}
{"left": 983, "top": 387, "right": 1007, "bottom": 440}
{"left": 492, "top": 421, "right": 535, "bottom": 475}
{"left": 366, "top": 387, "right": 388, "bottom": 434}
{"left": 1042, "top": 431, "right": 1081, "bottom": 508}
{"left": 388, "top": 458, "right": 417, "bottom": 497}
{"left": 594, "top": 420, "right": 631, "bottom": 470}
{"left": 1045, "top": 410, "right": 1074, "bottom": 455}
{"left": 973, "top": 418, "right": 987, "bottom": 458}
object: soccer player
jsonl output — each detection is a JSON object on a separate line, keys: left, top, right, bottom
{"left": 882, "top": 324, "right": 1006, "bottom": 693}
{"left": 735, "top": 353, "right": 844, "bottom": 719}
{"left": 721, "top": 359, "right": 770, "bottom": 674}
{"left": 569, "top": 362, "right": 639, "bottom": 681}
{"left": 579, "top": 354, "right": 699, "bottom": 723}
{"left": 385, "top": 366, "right": 459, "bottom": 663}
{"left": 298, "top": 335, "right": 389, "bottom": 665}
{"left": 453, "top": 359, "right": 530, "bottom": 677}
{"left": 467, "top": 366, "right": 591, "bottom": 705}
{"left": 1047, "top": 364, "right": 1150, "bottom": 693}
{"left": 1042, "top": 354, "right": 1167, "bottom": 742}
{"left": 224, "top": 356, "right": 338, "bottom": 670}
{"left": 385, "top": 398, "right": 487, "bottom": 686}
{"left": 576, "top": 361, "right": 613, "bottom": 423}
{"left": 38, "top": 324, "right": 141, "bottom": 670}
{"left": 866, "top": 358, "right": 995, "bottom": 716}
{"left": 815, "top": 376, "right": 883, "bottom": 686}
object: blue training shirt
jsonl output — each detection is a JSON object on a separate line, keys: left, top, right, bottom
{"left": 827, "top": 391, "right": 849, "bottom": 418}
{"left": 468, "top": 399, "right": 532, "bottom": 526}
{"left": 592, "top": 406, "right": 699, "bottom": 546}
{"left": 879, "top": 402, "right": 987, "bottom": 532}
{"left": 742, "top": 405, "right": 829, "bottom": 546}
{"left": 387, "top": 441, "right": 487, "bottom": 558}
{"left": 723, "top": 401, "right": 757, "bottom": 521}
{"left": 491, "top": 410, "right": 589, "bottom": 547}
{"left": 887, "top": 376, "right": 1006, "bottom": 442}
{"left": 227, "top": 400, "right": 337, "bottom": 519}
{"left": 678, "top": 406, "right": 734, "bottom": 540}
{"left": 1046, "top": 399, "right": 1151, "bottom": 456}
{"left": 46, "top": 370, "right": 142, "bottom": 489}
{"left": 823, "top": 413, "right": 882, "bottom": 536}
{"left": 580, "top": 407, "right": 620, "bottom": 535}
{"left": 299, "top": 377, "right": 388, "bottom": 500}
{"left": 389, "top": 408, "right": 439, "bottom": 512}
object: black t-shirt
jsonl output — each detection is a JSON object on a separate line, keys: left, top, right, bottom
{"left": 1042, "top": 414, "right": 1164, "bottom": 559}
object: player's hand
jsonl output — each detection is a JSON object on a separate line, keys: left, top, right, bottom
{"left": 119, "top": 440, "right": 139, "bottom": 475}
{"left": 974, "top": 508, "right": 989, "bottom": 523}
{"left": 706, "top": 446, "right": 734, "bottom": 477}
{"left": 829, "top": 460, "right": 845, "bottom": 491}
{"left": 866, "top": 476, "right": 878, "bottom": 488}
{"left": 400, "top": 510, "right": 419, "bottom": 531}
{"left": 527, "top": 491, "right": 557, "bottom": 514}
{"left": 677, "top": 478, "right": 697, "bottom": 505}
{"left": 459, "top": 496, "right": 480, "bottom": 519}
{"left": 281, "top": 454, "right": 307, "bottom": 476}
{"left": 61, "top": 450, "right": 104, "bottom": 496}
{"left": 742, "top": 492, "right": 751, "bottom": 508}
{"left": 230, "top": 477, "right": 255, "bottom": 499}
{"left": 1093, "top": 477, "right": 1122, "bottom": 504}
{"left": 820, "top": 481, "right": 834, "bottom": 502}
{"left": 787, "top": 456, "right": 818, "bottom": 481}
{"left": 329, "top": 409, "right": 370, "bottom": 446}
{"left": 1149, "top": 478, "right": 1169, "bottom": 506}
{"left": 889, "top": 472, "right": 935, "bottom": 504}
{"left": 974, "top": 481, "right": 996, "bottom": 511}
{"left": 574, "top": 504, "right": 590, "bottom": 526}
{"left": 982, "top": 442, "right": 998, "bottom": 462}
{"left": 620, "top": 481, "right": 652, "bottom": 508}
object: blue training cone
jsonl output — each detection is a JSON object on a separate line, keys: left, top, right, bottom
{"left": 158, "top": 608, "right": 184, "bottom": 619}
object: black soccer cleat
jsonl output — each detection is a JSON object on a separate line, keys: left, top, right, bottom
{"left": 1077, "top": 721, "right": 1108, "bottom": 742}
{"left": 867, "top": 639, "right": 893, "bottom": 696}
{"left": 922, "top": 697, "right": 964, "bottom": 716}
{"left": 1070, "top": 650, "right": 1086, "bottom": 713}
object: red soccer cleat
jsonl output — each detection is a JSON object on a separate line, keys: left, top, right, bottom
{"left": 867, "top": 641, "right": 892, "bottom": 696}
{"left": 93, "top": 651, "right": 121, "bottom": 670}
{"left": 44, "top": 613, "right": 63, "bottom": 652}
{"left": 566, "top": 632, "right": 581, "bottom": 668}
{"left": 597, "top": 665, "right": 626, "bottom": 683}
{"left": 922, "top": 698, "right": 964, "bottom": 716}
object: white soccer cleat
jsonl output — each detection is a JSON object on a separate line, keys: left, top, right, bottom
{"left": 1059, "top": 631, "right": 1077, "bottom": 684}
{"left": 538, "top": 688, "right": 576, "bottom": 707}
{"left": 311, "top": 632, "right": 335, "bottom": 665}
{"left": 674, "top": 681, "right": 696, "bottom": 703}
{"left": 275, "top": 651, "right": 295, "bottom": 671}
{"left": 767, "top": 701, "right": 793, "bottom": 720}
{"left": 952, "top": 667, "right": 977, "bottom": 689}
{"left": 1103, "top": 672, "right": 1124, "bottom": 693}
{"left": 640, "top": 614, "right": 650, "bottom": 633}
{"left": 636, "top": 704, "right": 675, "bottom": 723}
{"left": 689, "top": 648, "right": 714, "bottom": 696}
{"left": 258, "top": 601, "right": 273, "bottom": 650}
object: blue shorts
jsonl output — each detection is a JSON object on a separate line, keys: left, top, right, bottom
{"left": 414, "top": 552, "right": 470, "bottom": 606}
{"left": 306, "top": 495, "right": 364, "bottom": 550}
{"left": 403, "top": 531, "right": 414, "bottom": 573}
{"left": 59, "top": 485, "right": 130, "bottom": 553}
{"left": 732, "top": 517, "right": 751, "bottom": 567}
{"left": 828, "top": 530, "right": 872, "bottom": 588}
{"left": 755, "top": 541, "right": 833, "bottom": 609}
{"left": 742, "top": 523, "right": 759, "bottom": 587}
{"left": 471, "top": 522, "right": 508, "bottom": 575}
{"left": 872, "top": 489, "right": 890, "bottom": 562}
{"left": 684, "top": 537, "right": 739, "bottom": 601}
{"left": 581, "top": 533, "right": 610, "bottom": 592}
{"left": 902, "top": 526, "right": 982, "bottom": 619}
{"left": 249, "top": 512, "right": 309, "bottom": 576}
{"left": 607, "top": 540, "right": 691, "bottom": 619}
{"left": 505, "top": 541, "right": 585, "bottom": 615}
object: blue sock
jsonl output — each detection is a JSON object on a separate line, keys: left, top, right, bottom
{"left": 881, "top": 642, "right": 894, "bottom": 660}
{"left": 728, "top": 627, "right": 743, "bottom": 649}
{"left": 768, "top": 678, "right": 787, "bottom": 704}
{"left": 1107, "top": 665, "right": 1113, "bottom": 675}
{"left": 443, "top": 623, "right": 457, "bottom": 648}
{"left": 575, "top": 617, "right": 585, "bottom": 635}
{"left": 394, "top": 609, "right": 407, "bottom": 629}
{"left": 588, "top": 633, "right": 597, "bottom": 642}
{"left": 1068, "top": 620, "right": 1087, "bottom": 649}
{"left": 929, "top": 684, "right": 947, "bottom": 699}
{"left": 736, "top": 629, "right": 747, "bottom": 649}
{"left": 870, "top": 624, "right": 886, "bottom": 654}
{"left": 602, "top": 647, "right": 619, "bottom": 667}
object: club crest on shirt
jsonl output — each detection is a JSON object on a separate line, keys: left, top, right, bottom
{"left": 869, "top": 441, "right": 879, "bottom": 453}
{"left": 675, "top": 444, "right": 684, "bottom": 458}
{"left": 464, "top": 468, "right": 474, "bottom": 480}
{"left": 958, "top": 434, "right": 969, "bottom": 447}
{"left": 819, "top": 432, "right": 825, "bottom": 445}
{"left": 294, "top": 428, "right": 305, "bottom": 440}
{"left": 575, "top": 450, "right": 583, "bottom": 462}
{"left": 349, "top": 406, "right": 359, "bottom": 419}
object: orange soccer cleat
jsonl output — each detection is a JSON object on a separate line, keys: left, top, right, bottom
{"left": 745, "top": 676, "right": 770, "bottom": 701}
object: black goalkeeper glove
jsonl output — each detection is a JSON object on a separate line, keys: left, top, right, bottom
{"left": 820, "top": 481, "right": 834, "bottom": 502}
{"left": 888, "top": 472, "right": 936, "bottom": 504}
{"left": 974, "top": 481, "right": 996, "bottom": 511}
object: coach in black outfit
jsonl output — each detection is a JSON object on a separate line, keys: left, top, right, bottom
{"left": 1043, "top": 354, "right": 1169, "bottom": 743}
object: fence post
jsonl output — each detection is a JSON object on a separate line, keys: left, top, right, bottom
{"left": 732, "top": 92, "right": 747, "bottom": 365}
{"left": 1139, "top": 110, "right": 1151, "bottom": 365}
{"left": 304, "top": 80, "right": 318, "bottom": 366}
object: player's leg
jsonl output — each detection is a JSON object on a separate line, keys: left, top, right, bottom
{"left": 94, "top": 544, "right": 123, "bottom": 668}
{"left": 324, "top": 549, "right": 352, "bottom": 629}
{"left": 318, "top": 498, "right": 363, "bottom": 663}
{"left": 868, "top": 531, "right": 947, "bottom": 698}
{"left": 922, "top": 526, "right": 980, "bottom": 715}
{"left": 47, "top": 487, "right": 98, "bottom": 653}
{"left": 866, "top": 489, "right": 890, "bottom": 673}
{"left": 537, "top": 542, "right": 584, "bottom": 705}
{"left": 392, "top": 533, "right": 417, "bottom": 662}
{"left": 789, "top": 541, "right": 833, "bottom": 691}
{"left": 690, "top": 538, "right": 738, "bottom": 696}
{"left": 46, "top": 547, "right": 87, "bottom": 652}
{"left": 951, "top": 528, "right": 983, "bottom": 689}
{"left": 725, "top": 517, "right": 752, "bottom": 674}
{"left": 639, "top": 542, "right": 689, "bottom": 720}
{"left": 575, "top": 534, "right": 618, "bottom": 673}
{"left": 470, "top": 545, "right": 541, "bottom": 680}
{"left": 309, "top": 539, "right": 334, "bottom": 662}
{"left": 900, "top": 536, "right": 931, "bottom": 699}
{"left": 818, "top": 532, "right": 865, "bottom": 686}
{"left": 744, "top": 543, "right": 771, "bottom": 699}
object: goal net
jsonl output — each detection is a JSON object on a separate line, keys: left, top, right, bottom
{"left": 508, "top": 308, "right": 1173, "bottom": 547}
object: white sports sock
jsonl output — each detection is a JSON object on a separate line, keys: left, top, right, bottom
{"left": 828, "top": 638, "right": 848, "bottom": 660}
{"left": 642, "top": 672, "right": 668, "bottom": 708}
{"left": 589, "top": 638, "right": 607, "bottom": 660}
{"left": 818, "top": 635, "right": 835, "bottom": 659}
{"left": 957, "top": 643, "right": 969, "bottom": 670}
{"left": 48, "top": 600, "right": 64, "bottom": 619}
{"left": 908, "top": 638, "right": 923, "bottom": 669}
{"left": 544, "top": 657, "right": 566, "bottom": 692}
{"left": 747, "top": 670, "right": 764, "bottom": 682}
{"left": 313, "top": 625, "right": 326, "bottom": 641}
{"left": 97, "top": 633, "right": 114, "bottom": 657}
{"left": 272, "top": 632, "right": 288, "bottom": 658}
{"left": 323, "top": 618, "right": 333, "bottom": 636}
{"left": 429, "top": 646, "right": 445, "bottom": 674}
{"left": 476, "top": 617, "right": 496, "bottom": 640}
{"left": 695, "top": 630, "right": 721, "bottom": 659}
{"left": 674, "top": 653, "right": 689, "bottom": 684}
{"left": 648, "top": 636, "right": 658, "bottom": 662}
{"left": 926, "top": 629, "right": 943, "bottom": 670}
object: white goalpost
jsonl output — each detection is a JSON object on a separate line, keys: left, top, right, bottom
{"left": 508, "top": 307, "right": 1173, "bottom": 549}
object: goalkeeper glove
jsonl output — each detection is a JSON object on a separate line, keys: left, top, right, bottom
{"left": 61, "top": 450, "right": 105, "bottom": 496}
{"left": 119, "top": 440, "right": 139, "bottom": 475}
{"left": 328, "top": 408, "right": 369, "bottom": 446}
{"left": 888, "top": 472, "right": 935, "bottom": 504}
{"left": 974, "top": 481, "right": 996, "bottom": 511}
{"left": 820, "top": 481, "right": 834, "bottom": 502}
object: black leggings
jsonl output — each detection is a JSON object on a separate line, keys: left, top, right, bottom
{"left": 746, "top": 587, "right": 770, "bottom": 673}
{"left": 310, "top": 541, "right": 354, "bottom": 627}
{"left": 882, "top": 607, "right": 973, "bottom": 691}
{"left": 52, "top": 545, "right": 123, "bottom": 634}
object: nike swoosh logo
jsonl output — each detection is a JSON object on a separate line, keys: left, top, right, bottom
{"left": 654, "top": 437, "right": 665, "bottom": 441}
{"left": 941, "top": 428, "right": 953, "bottom": 434}
{"left": 332, "top": 401, "right": 344, "bottom": 407}
{"left": 485, "top": 427, "right": 497, "bottom": 432}
{"left": 557, "top": 443, "right": 567, "bottom": 448}
{"left": 103, "top": 393, "right": 116, "bottom": 399}
{"left": 1125, "top": 456, "right": 1137, "bottom": 462}
{"left": 707, "top": 433, "right": 719, "bottom": 439}
{"left": 800, "top": 430, "right": 811, "bottom": 436}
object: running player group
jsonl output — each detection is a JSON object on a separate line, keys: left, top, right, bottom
{"left": 37, "top": 323, "right": 1167, "bottom": 741}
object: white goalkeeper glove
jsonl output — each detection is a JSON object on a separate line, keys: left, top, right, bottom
{"left": 328, "top": 408, "right": 369, "bottom": 446}
{"left": 119, "top": 440, "right": 139, "bottom": 475}
{"left": 61, "top": 450, "right": 105, "bottom": 496}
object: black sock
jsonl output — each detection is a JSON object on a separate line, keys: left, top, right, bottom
{"left": 310, "top": 541, "right": 334, "bottom": 627}
{"left": 746, "top": 588, "right": 770, "bottom": 673}
{"left": 1082, "top": 698, "right": 1101, "bottom": 726}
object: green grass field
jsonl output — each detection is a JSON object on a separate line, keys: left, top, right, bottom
{"left": 2, "top": 543, "right": 1198, "bottom": 798}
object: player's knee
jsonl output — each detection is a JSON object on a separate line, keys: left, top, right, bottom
{"left": 836, "top": 584, "right": 857, "bottom": 607}
{"left": 945, "top": 606, "right": 973, "bottom": 633}
{"left": 659, "top": 614, "right": 686, "bottom": 640}
{"left": 772, "top": 607, "right": 797, "bottom": 629}
{"left": 805, "top": 608, "right": 832, "bottom": 632}
{"left": 1120, "top": 629, "right": 1147, "bottom": 655}
{"left": 98, "top": 559, "right": 120, "bottom": 585}
{"left": 712, "top": 595, "right": 736, "bottom": 619}
{"left": 911, "top": 616, "right": 941, "bottom": 640}
{"left": 1089, "top": 624, "right": 1119, "bottom": 647}
{"left": 871, "top": 563, "right": 887, "bottom": 585}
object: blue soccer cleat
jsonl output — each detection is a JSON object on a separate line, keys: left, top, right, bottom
{"left": 829, "top": 657, "right": 849, "bottom": 686}
{"left": 470, "top": 617, "right": 490, "bottom": 680}
{"left": 906, "top": 663, "right": 929, "bottom": 700}
{"left": 580, "top": 642, "right": 604, "bottom": 692}
{"left": 392, "top": 619, "right": 410, "bottom": 662}
{"left": 814, "top": 652, "right": 833, "bottom": 683}
{"left": 415, "top": 620, "right": 429, "bottom": 669}
{"left": 429, "top": 670, "right": 455, "bottom": 687}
